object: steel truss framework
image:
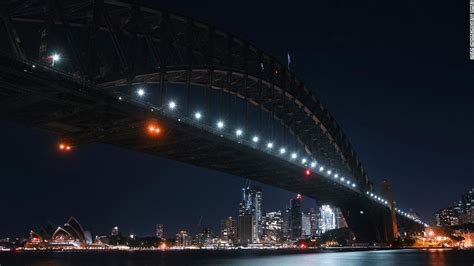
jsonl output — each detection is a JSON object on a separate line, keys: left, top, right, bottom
{"left": 0, "top": 0, "right": 424, "bottom": 242}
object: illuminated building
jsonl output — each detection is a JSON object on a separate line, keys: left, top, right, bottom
{"left": 175, "top": 230, "right": 192, "bottom": 247}
{"left": 319, "top": 205, "right": 336, "bottom": 233}
{"left": 302, "top": 212, "right": 311, "bottom": 237}
{"left": 156, "top": 224, "right": 164, "bottom": 239}
{"left": 220, "top": 216, "right": 237, "bottom": 244}
{"left": 261, "top": 211, "right": 283, "bottom": 243}
{"left": 237, "top": 213, "right": 254, "bottom": 246}
{"left": 111, "top": 226, "right": 119, "bottom": 236}
{"left": 239, "top": 186, "right": 262, "bottom": 242}
{"left": 309, "top": 208, "right": 318, "bottom": 237}
{"left": 281, "top": 207, "right": 291, "bottom": 240}
{"left": 436, "top": 188, "right": 474, "bottom": 226}
{"left": 290, "top": 194, "right": 303, "bottom": 240}
{"left": 25, "top": 217, "right": 101, "bottom": 250}
{"left": 335, "top": 208, "right": 348, "bottom": 229}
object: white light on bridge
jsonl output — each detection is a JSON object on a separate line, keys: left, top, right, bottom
{"left": 301, "top": 158, "right": 307, "bottom": 164}
{"left": 168, "top": 101, "right": 176, "bottom": 109}
{"left": 252, "top": 136, "right": 259, "bottom": 142}
{"left": 291, "top": 153, "right": 297, "bottom": 159}
{"left": 279, "top": 148, "right": 286, "bottom": 154}
{"left": 266, "top": 142, "right": 273, "bottom": 149}
{"left": 334, "top": 174, "right": 339, "bottom": 178}
{"left": 137, "top": 88, "right": 145, "bottom": 96}
{"left": 327, "top": 170, "right": 332, "bottom": 175}
{"left": 52, "top": 54, "right": 60, "bottom": 61}
{"left": 236, "top": 129, "right": 243, "bottom": 136}
{"left": 118, "top": 96, "right": 122, "bottom": 100}
{"left": 346, "top": 180, "right": 350, "bottom": 185}
{"left": 341, "top": 177, "right": 345, "bottom": 181}
{"left": 217, "top": 121, "right": 224, "bottom": 129}
{"left": 352, "top": 183, "right": 356, "bottom": 188}
{"left": 319, "top": 166, "right": 324, "bottom": 172}
{"left": 194, "top": 112, "right": 202, "bottom": 119}
{"left": 310, "top": 162, "right": 316, "bottom": 168}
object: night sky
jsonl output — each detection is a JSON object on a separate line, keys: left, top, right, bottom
{"left": 1, "top": 0, "right": 473, "bottom": 238}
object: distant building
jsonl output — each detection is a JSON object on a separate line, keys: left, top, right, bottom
{"left": 335, "top": 208, "right": 348, "bottom": 229}
{"left": 290, "top": 194, "right": 303, "bottom": 240}
{"left": 195, "top": 228, "right": 213, "bottom": 246}
{"left": 319, "top": 205, "right": 336, "bottom": 233}
{"left": 302, "top": 212, "right": 311, "bottom": 237}
{"left": 237, "top": 214, "right": 254, "bottom": 246}
{"left": 220, "top": 216, "right": 237, "bottom": 244}
{"left": 156, "top": 224, "right": 164, "bottom": 239}
{"left": 436, "top": 188, "right": 474, "bottom": 226}
{"left": 262, "top": 211, "right": 283, "bottom": 243}
{"left": 111, "top": 226, "right": 119, "bottom": 236}
{"left": 281, "top": 207, "right": 291, "bottom": 240}
{"left": 240, "top": 186, "right": 262, "bottom": 241}
{"left": 25, "top": 217, "right": 100, "bottom": 250}
{"left": 309, "top": 208, "right": 318, "bottom": 237}
{"left": 175, "top": 230, "right": 192, "bottom": 247}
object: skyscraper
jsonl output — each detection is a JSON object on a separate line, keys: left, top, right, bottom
{"left": 262, "top": 211, "right": 283, "bottom": 243}
{"left": 281, "top": 207, "right": 291, "bottom": 240}
{"left": 237, "top": 213, "right": 254, "bottom": 246}
{"left": 156, "top": 224, "right": 164, "bottom": 239}
{"left": 302, "top": 212, "right": 311, "bottom": 237}
{"left": 175, "top": 230, "right": 192, "bottom": 247}
{"left": 240, "top": 186, "right": 262, "bottom": 242}
{"left": 319, "top": 205, "right": 336, "bottom": 233}
{"left": 309, "top": 208, "right": 318, "bottom": 237}
{"left": 290, "top": 194, "right": 303, "bottom": 240}
{"left": 220, "top": 216, "right": 237, "bottom": 244}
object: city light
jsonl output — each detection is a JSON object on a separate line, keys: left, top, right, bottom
{"left": 147, "top": 124, "right": 161, "bottom": 136}
{"left": 217, "top": 121, "right": 224, "bottom": 129}
{"left": 194, "top": 112, "right": 202, "bottom": 119}
{"left": 169, "top": 101, "right": 176, "bottom": 109}
{"left": 137, "top": 88, "right": 145, "bottom": 96}
{"left": 266, "top": 142, "right": 273, "bottom": 149}
{"left": 279, "top": 148, "right": 286, "bottom": 154}
{"left": 252, "top": 136, "right": 259, "bottom": 142}
{"left": 235, "top": 129, "right": 243, "bottom": 136}
{"left": 58, "top": 142, "right": 72, "bottom": 152}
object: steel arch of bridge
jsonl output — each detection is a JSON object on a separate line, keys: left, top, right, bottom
{"left": 2, "top": 0, "right": 371, "bottom": 189}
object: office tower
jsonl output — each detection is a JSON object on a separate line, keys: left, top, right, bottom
{"left": 290, "top": 194, "right": 303, "bottom": 240}
{"left": 156, "top": 224, "right": 164, "bottom": 239}
{"left": 319, "top": 205, "right": 336, "bottom": 233}
{"left": 262, "top": 211, "right": 283, "bottom": 243}
{"left": 240, "top": 186, "right": 262, "bottom": 242}
{"left": 220, "top": 216, "right": 237, "bottom": 244}
{"left": 309, "top": 208, "right": 318, "bottom": 236}
{"left": 237, "top": 213, "right": 254, "bottom": 246}
{"left": 175, "top": 230, "right": 192, "bottom": 247}
{"left": 302, "top": 212, "right": 311, "bottom": 237}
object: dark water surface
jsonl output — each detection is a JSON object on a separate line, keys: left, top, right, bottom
{"left": 0, "top": 249, "right": 473, "bottom": 266}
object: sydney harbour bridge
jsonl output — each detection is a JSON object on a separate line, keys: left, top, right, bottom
{"left": 0, "top": 0, "right": 426, "bottom": 243}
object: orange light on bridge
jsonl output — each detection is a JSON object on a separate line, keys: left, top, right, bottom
{"left": 147, "top": 123, "right": 161, "bottom": 136}
{"left": 58, "top": 142, "right": 72, "bottom": 152}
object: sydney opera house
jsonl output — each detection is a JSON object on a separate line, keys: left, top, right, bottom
{"left": 25, "top": 217, "right": 104, "bottom": 250}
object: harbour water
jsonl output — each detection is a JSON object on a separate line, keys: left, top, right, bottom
{"left": 0, "top": 249, "right": 473, "bottom": 266}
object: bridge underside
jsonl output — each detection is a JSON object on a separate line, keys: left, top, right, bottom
{"left": 0, "top": 56, "right": 423, "bottom": 243}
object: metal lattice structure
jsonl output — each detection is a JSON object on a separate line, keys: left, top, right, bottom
{"left": 0, "top": 0, "right": 425, "bottom": 242}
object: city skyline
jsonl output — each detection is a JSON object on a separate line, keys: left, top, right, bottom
{"left": 0, "top": 0, "right": 473, "bottom": 241}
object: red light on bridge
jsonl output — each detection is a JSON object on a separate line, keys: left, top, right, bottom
{"left": 304, "top": 169, "right": 311, "bottom": 176}
{"left": 147, "top": 124, "right": 161, "bottom": 136}
{"left": 58, "top": 143, "right": 72, "bottom": 152}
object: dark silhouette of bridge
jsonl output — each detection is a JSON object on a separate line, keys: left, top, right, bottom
{"left": 0, "top": 0, "right": 425, "bottom": 243}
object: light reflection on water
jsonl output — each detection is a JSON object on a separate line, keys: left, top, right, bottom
{"left": 0, "top": 249, "right": 472, "bottom": 266}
